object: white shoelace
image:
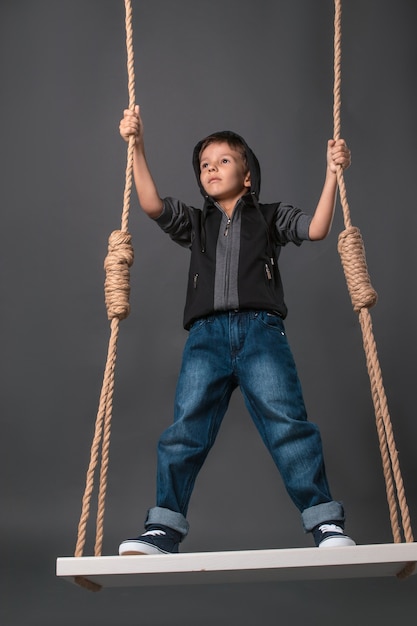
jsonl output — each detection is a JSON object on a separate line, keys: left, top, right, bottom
{"left": 142, "top": 529, "right": 166, "bottom": 537}
{"left": 318, "top": 524, "right": 343, "bottom": 534}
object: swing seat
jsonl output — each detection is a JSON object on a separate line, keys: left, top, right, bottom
{"left": 56, "top": 542, "right": 417, "bottom": 589}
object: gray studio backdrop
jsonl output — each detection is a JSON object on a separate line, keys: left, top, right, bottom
{"left": 2, "top": 1, "right": 417, "bottom": 625}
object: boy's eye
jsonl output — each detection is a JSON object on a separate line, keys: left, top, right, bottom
{"left": 201, "top": 163, "right": 208, "bottom": 169}
{"left": 221, "top": 158, "right": 230, "bottom": 164}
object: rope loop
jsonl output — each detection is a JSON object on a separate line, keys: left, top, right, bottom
{"left": 337, "top": 226, "right": 378, "bottom": 312}
{"left": 104, "top": 229, "right": 134, "bottom": 320}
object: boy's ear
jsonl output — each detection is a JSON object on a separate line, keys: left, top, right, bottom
{"left": 244, "top": 171, "right": 251, "bottom": 188}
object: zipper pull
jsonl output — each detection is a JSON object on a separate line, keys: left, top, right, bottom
{"left": 224, "top": 218, "right": 231, "bottom": 236}
{"left": 193, "top": 273, "right": 199, "bottom": 288}
{"left": 265, "top": 264, "right": 272, "bottom": 280}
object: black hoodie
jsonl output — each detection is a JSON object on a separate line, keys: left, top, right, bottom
{"left": 155, "top": 131, "right": 312, "bottom": 329}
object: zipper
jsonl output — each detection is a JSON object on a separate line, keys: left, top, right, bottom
{"left": 193, "top": 273, "right": 199, "bottom": 288}
{"left": 215, "top": 200, "right": 241, "bottom": 307}
{"left": 213, "top": 204, "right": 233, "bottom": 304}
{"left": 224, "top": 218, "right": 231, "bottom": 236}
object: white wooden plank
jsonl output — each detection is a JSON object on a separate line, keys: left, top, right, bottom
{"left": 56, "top": 543, "right": 417, "bottom": 588}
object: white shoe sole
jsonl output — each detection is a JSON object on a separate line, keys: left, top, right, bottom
{"left": 119, "top": 540, "right": 168, "bottom": 556}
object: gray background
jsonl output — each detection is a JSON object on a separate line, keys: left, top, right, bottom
{"left": 2, "top": 1, "right": 417, "bottom": 624}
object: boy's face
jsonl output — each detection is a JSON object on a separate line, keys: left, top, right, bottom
{"left": 199, "top": 141, "right": 251, "bottom": 205}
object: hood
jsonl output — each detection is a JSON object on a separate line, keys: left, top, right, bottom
{"left": 192, "top": 130, "right": 261, "bottom": 202}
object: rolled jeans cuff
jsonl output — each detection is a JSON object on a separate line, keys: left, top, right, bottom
{"left": 145, "top": 506, "right": 190, "bottom": 540}
{"left": 301, "top": 501, "right": 345, "bottom": 532}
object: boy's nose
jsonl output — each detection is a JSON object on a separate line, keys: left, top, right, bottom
{"left": 208, "top": 164, "right": 217, "bottom": 172}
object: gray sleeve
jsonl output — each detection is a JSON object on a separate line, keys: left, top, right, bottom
{"left": 154, "top": 197, "right": 193, "bottom": 248}
{"left": 274, "top": 203, "right": 312, "bottom": 246}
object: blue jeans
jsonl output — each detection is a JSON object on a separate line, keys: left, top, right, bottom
{"left": 146, "top": 310, "right": 345, "bottom": 538}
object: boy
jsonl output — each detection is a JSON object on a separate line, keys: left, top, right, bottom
{"left": 118, "top": 105, "right": 355, "bottom": 555}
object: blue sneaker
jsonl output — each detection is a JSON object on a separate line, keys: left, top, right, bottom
{"left": 119, "top": 524, "right": 181, "bottom": 555}
{"left": 313, "top": 523, "right": 356, "bottom": 548}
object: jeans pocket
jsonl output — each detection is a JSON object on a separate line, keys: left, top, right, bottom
{"left": 257, "top": 311, "right": 285, "bottom": 333}
{"left": 189, "top": 316, "right": 212, "bottom": 333}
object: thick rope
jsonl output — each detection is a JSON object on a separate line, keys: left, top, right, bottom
{"left": 74, "top": 0, "right": 136, "bottom": 581}
{"left": 333, "top": 0, "right": 414, "bottom": 578}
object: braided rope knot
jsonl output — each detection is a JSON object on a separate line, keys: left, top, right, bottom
{"left": 104, "top": 229, "right": 134, "bottom": 320}
{"left": 337, "top": 226, "right": 378, "bottom": 312}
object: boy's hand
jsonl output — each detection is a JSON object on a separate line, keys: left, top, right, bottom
{"left": 119, "top": 104, "right": 142, "bottom": 145}
{"left": 327, "top": 139, "right": 351, "bottom": 173}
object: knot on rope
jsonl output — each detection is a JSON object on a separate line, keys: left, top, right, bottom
{"left": 104, "top": 230, "right": 134, "bottom": 320}
{"left": 337, "top": 226, "right": 378, "bottom": 312}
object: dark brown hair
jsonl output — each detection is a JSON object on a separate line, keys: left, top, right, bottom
{"left": 198, "top": 131, "right": 248, "bottom": 169}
